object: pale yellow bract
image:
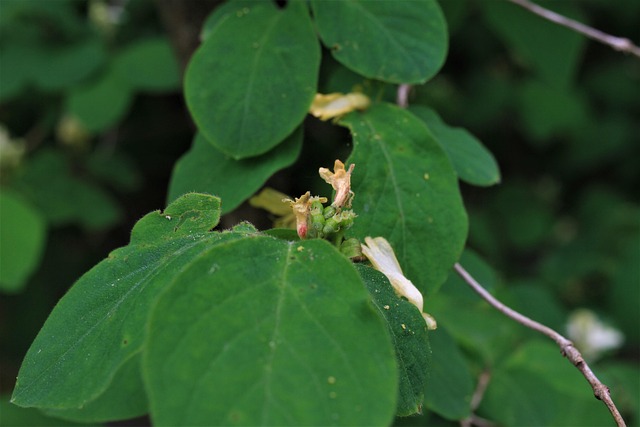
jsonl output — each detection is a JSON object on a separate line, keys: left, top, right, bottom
{"left": 309, "top": 92, "right": 371, "bottom": 121}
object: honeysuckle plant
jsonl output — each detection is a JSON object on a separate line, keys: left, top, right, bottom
{"left": 10, "top": 0, "right": 634, "bottom": 426}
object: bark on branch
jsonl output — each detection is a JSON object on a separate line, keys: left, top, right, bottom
{"left": 454, "top": 263, "right": 627, "bottom": 427}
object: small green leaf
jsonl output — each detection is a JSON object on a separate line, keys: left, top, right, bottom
{"left": 167, "top": 127, "right": 302, "bottom": 213}
{"left": 144, "top": 237, "right": 398, "bottom": 426}
{"left": 356, "top": 264, "right": 430, "bottom": 417}
{"left": 113, "top": 37, "right": 180, "bottom": 92}
{"left": 10, "top": 194, "right": 225, "bottom": 414}
{"left": 66, "top": 69, "right": 133, "bottom": 133}
{"left": 311, "top": 0, "right": 447, "bottom": 83}
{"left": 0, "top": 191, "right": 46, "bottom": 293}
{"left": 423, "top": 327, "right": 473, "bottom": 420}
{"left": 409, "top": 106, "right": 500, "bottom": 186}
{"left": 185, "top": 1, "right": 320, "bottom": 158}
{"left": 340, "top": 103, "right": 468, "bottom": 296}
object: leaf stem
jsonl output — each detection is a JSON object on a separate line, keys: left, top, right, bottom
{"left": 507, "top": 0, "right": 640, "bottom": 58}
{"left": 396, "top": 84, "right": 411, "bottom": 108}
{"left": 454, "top": 262, "right": 627, "bottom": 427}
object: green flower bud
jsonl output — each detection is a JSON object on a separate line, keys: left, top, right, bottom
{"left": 323, "top": 205, "right": 336, "bottom": 219}
{"left": 340, "top": 237, "right": 363, "bottom": 260}
{"left": 323, "top": 217, "right": 341, "bottom": 235}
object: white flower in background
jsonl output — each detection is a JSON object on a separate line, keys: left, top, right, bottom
{"left": 566, "top": 309, "right": 624, "bottom": 361}
{"left": 361, "top": 236, "right": 437, "bottom": 330}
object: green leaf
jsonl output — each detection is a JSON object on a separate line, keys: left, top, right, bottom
{"left": 409, "top": 106, "right": 500, "bottom": 186}
{"left": 32, "top": 38, "right": 106, "bottom": 92}
{"left": 480, "top": 367, "right": 556, "bottom": 426}
{"left": 185, "top": 1, "right": 320, "bottom": 159}
{"left": 518, "top": 80, "right": 590, "bottom": 144}
{"left": 481, "top": 340, "right": 613, "bottom": 426}
{"left": 0, "top": 43, "right": 39, "bottom": 101}
{"left": 423, "top": 327, "right": 473, "bottom": 420}
{"left": 311, "top": 0, "right": 447, "bottom": 84}
{"left": 0, "top": 191, "right": 46, "bottom": 293}
{"left": 66, "top": 69, "right": 133, "bottom": 133}
{"left": 480, "top": 0, "right": 586, "bottom": 89}
{"left": 0, "top": 395, "right": 87, "bottom": 427}
{"left": 144, "top": 237, "right": 398, "bottom": 426}
{"left": 10, "top": 194, "right": 224, "bottom": 414}
{"left": 42, "top": 356, "right": 147, "bottom": 423}
{"left": 356, "top": 264, "right": 430, "bottom": 417}
{"left": 340, "top": 103, "right": 468, "bottom": 296}
{"left": 167, "top": 127, "right": 302, "bottom": 213}
{"left": 113, "top": 37, "right": 180, "bottom": 92}
{"left": 12, "top": 149, "right": 122, "bottom": 229}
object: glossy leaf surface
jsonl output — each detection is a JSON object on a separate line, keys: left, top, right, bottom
{"left": 311, "top": 0, "right": 447, "bottom": 83}
{"left": 167, "top": 128, "right": 302, "bottom": 213}
{"left": 410, "top": 106, "right": 500, "bottom": 186}
{"left": 144, "top": 237, "right": 397, "bottom": 426}
{"left": 185, "top": 1, "right": 320, "bottom": 158}
{"left": 341, "top": 103, "right": 467, "bottom": 296}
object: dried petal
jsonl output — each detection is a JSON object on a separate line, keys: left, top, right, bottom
{"left": 318, "top": 159, "right": 355, "bottom": 209}
{"left": 284, "top": 192, "right": 327, "bottom": 239}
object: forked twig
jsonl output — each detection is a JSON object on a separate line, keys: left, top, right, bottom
{"left": 454, "top": 263, "right": 627, "bottom": 427}
{"left": 508, "top": 0, "right": 640, "bottom": 58}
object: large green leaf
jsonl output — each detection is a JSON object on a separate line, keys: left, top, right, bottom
{"left": 0, "top": 191, "right": 46, "bottom": 293}
{"left": 409, "top": 106, "right": 500, "bottom": 187}
{"left": 184, "top": 1, "right": 320, "bottom": 159}
{"left": 144, "top": 237, "right": 398, "bottom": 426}
{"left": 356, "top": 264, "right": 430, "bottom": 417}
{"left": 340, "top": 103, "right": 467, "bottom": 296}
{"left": 10, "top": 194, "right": 225, "bottom": 414}
{"left": 167, "top": 127, "right": 302, "bottom": 213}
{"left": 311, "top": 0, "right": 447, "bottom": 84}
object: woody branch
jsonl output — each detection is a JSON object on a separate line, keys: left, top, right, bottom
{"left": 454, "top": 263, "right": 627, "bottom": 427}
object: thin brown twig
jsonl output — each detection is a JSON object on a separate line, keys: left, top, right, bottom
{"left": 460, "top": 370, "right": 494, "bottom": 427}
{"left": 508, "top": 0, "right": 640, "bottom": 58}
{"left": 454, "top": 263, "right": 627, "bottom": 427}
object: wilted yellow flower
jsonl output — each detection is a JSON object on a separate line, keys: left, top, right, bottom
{"left": 319, "top": 159, "right": 355, "bottom": 209}
{"left": 361, "top": 236, "right": 437, "bottom": 330}
{"left": 309, "top": 92, "right": 371, "bottom": 121}
{"left": 284, "top": 192, "right": 328, "bottom": 239}
{"left": 249, "top": 188, "right": 296, "bottom": 228}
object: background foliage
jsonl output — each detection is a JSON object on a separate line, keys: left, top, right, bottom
{"left": 1, "top": 0, "right": 638, "bottom": 426}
